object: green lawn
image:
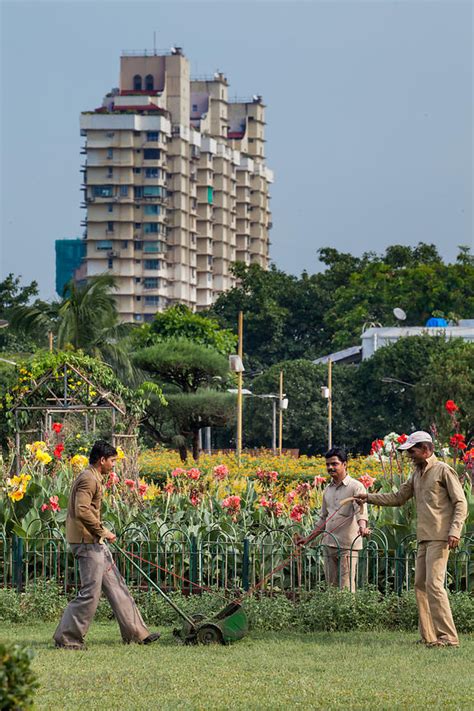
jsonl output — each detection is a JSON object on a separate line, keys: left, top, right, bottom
{"left": 2, "top": 623, "right": 474, "bottom": 710}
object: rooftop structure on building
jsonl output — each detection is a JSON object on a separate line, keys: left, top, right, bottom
{"left": 79, "top": 47, "right": 273, "bottom": 323}
{"left": 314, "top": 321, "right": 474, "bottom": 365}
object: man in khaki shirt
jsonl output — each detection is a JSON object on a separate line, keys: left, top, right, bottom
{"left": 298, "top": 447, "right": 370, "bottom": 590}
{"left": 54, "top": 440, "right": 160, "bottom": 650}
{"left": 355, "top": 431, "right": 468, "bottom": 647}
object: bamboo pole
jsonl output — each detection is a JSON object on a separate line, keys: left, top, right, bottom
{"left": 278, "top": 370, "right": 283, "bottom": 456}
{"left": 328, "top": 358, "right": 332, "bottom": 450}
{"left": 236, "top": 311, "right": 243, "bottom": 463}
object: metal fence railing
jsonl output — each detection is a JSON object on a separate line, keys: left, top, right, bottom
{"left": 1, "top": 532, "right": 473, "bottom": 595}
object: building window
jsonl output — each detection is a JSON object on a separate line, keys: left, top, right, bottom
{"left": 107, "top": 148, "right": 113, "bottom": 159}
{"left": 134, "top": 223, "right": 142, "bottom": 228}
{"left": 145, "top": 74, "right": 154, "bottom": 91}
{"left": 144, "top": 314, "right": 154, "bottom": 322}
{"left": 133, "top": 74, "right": 142, "bottom": 91}
{"left": 143, "top": 186, "right": 163, "bottom": 197}
{"left": 135, "top": 277, "right": 141, "bottom": 283}
{"left": 144, "top": 204, "right": 160, "bottom": 215}
{"left": 120, "top": 185, "right": 129, "bottom": 196}
{"left": 107, "top": 167, "right": 113, "bottom": 178}
{"left": 122, "top": 241, "right": 128, "bottom": 248}
{"left": 92, "top": 185, "right": 113, "bottom": 197}
{"left": 134, "top": 241, "right": 143, "bottom": 250}
{"left": 134, "top": 187, "right": 143, "bottom": 198}
{"left": 107, "top": 222, "right": 114, "bottom": 232}
{"left": 107, "top": 258, "right": 113, "bottom": 269}
{"left": 133, "top": 168, "right": 142, "bottom": 174}
{"left": 136, "top": 296, "right": 142, "bottom": 301}
{"left": 192, "top": 104, "right": 198, "bottom": 112}
{"left": 108, "top": 204, "right": 113, "bottom": 213}
{"left": 146, "top": 131, "right": 159, "bottom": 141}
{"left": 143, "top": 277, "right": 159, "bottom": 289}
{"left": 145, "top": 295, "right": 160, "bottom": 305}
{"left": 145, "top": 168, "right": 160, "bottom": 178}
{"left": 144, "top": 259, "right": 160, "bottom": 270}
{"left": 143, "top": 241, "right": 159, "bottom": 253}
{"left": 144, "top": 223, "right": 159, "bottom": 234}
{"left": 207, "top": 187, "right": 213, "bottom": 205}
{"left": 97, "top": 240, "right": 113, "bottom": 250}
{"left": 134, "top": 314, "right": 143, "bottom": 321}
{"left": 143, "top": 148, "right": 160, "bottom": 160}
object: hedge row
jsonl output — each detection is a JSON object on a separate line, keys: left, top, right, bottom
{"left": 1, "top": 583, "right": 473, "bottom": 633}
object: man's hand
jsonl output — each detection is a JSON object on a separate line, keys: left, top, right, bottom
{"left": 448, "top": 536, "right": 460, "bottom": 550}
{"left": 104, "top": 531, "right": 117, "bottom": 543}
{"left": 353, "top": 492, "right": 368, "bottom": 504}
{"left": 358, "top": 524, "right": 371, "bottom": 538}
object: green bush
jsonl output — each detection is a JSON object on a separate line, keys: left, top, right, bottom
{"left": 0, "top": 586, "right": 472, "bottom": 634}
{"left": 0, "top": 643, "right": 38, "bottom": 710}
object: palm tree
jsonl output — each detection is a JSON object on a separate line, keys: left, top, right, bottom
{"left": 10, "top": 274, "right": 134, "bottom": 378}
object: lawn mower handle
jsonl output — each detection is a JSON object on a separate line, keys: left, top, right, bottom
{"left": 111, "top": 542, "right": 197, "bottom": 628}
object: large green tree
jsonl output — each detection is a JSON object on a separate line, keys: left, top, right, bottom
{"left": 133, "top": 339, "right": 235, "bottom": 460}
{"left": 209, "top": 245, "right": 474, "bottom": 367}
{"left": 9, "top": 275, "right": 133, "bottom": 377}
{"left": 0, "top": 274, "right": 39, "bottom": 352}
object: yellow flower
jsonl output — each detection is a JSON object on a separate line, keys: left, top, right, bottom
{"left": 116, "top": 447, "right": 126, "bottom": 461}
{"left": 29, "top": 441, "right": 47, "bottom": 453}
{"left": 70, "top": 454, "right": 89, "bottom": 470}
{"left": 8, "top": 490, "right": 25, "bottom": 502}
{"left": 143, "top": 483, "right": 160, "bottom": 501}
{"left": 36, "top": 450, "right": 52, "bottom": 465}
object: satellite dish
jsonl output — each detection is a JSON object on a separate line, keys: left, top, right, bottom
{"left": 393, "top": 308, "right": 407, "bottom": 321}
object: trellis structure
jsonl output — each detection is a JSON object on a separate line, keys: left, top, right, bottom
{"left": 9, "top": 360, "right": 132, "bottom": 471}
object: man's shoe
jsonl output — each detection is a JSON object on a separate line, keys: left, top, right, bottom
{"left": 142, "top": 632, "right": 161, "bottom": 645}
{"left": 55, "top": 642, "right": 86, "bottom": 651}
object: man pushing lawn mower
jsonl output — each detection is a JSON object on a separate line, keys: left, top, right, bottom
{"left": 54, "top": 440, "right": 161, "bottom": 650}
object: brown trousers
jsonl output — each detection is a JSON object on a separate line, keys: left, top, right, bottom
{"left": 414, "top": 540, "right": 459, "bottom": 645}
{"left": 53, "top": 543, "right": 149, "bottom": 647}
{"left": 324, "top": 547, "right": 359, "bottom": 591}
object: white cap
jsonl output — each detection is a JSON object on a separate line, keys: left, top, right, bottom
{"left": 398, "top": 431, "right": 433, "bottom": 450}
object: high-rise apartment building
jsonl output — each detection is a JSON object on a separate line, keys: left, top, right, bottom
{"left": 80, "top": 48, "right": 273, "bottom": 322}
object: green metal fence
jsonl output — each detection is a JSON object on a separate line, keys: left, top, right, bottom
{"left": 2, "top": 531, "right": 473, "bottom": 595}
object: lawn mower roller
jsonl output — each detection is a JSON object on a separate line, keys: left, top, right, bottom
{"left": 113, "top": 543, "right": 248, "bottom": 645}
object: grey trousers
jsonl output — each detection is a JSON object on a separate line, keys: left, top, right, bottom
{"left": 53, "top": 543, "right": 149, "bottom": 647}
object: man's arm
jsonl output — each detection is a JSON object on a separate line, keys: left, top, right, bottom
{"left": 443, "top": 466, "right": 468, "bottom": 549}
{"left": 74, "top": 476, "right": 113, "bottom": 540}
{"left": 355, "top": 478, "right": 414, "bottom": 507}
{"left": 354, "top": 490, "right": 370, "bottom": 536}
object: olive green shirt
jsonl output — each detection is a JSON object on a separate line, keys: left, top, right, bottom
{"left": 367, "top": 455, "right": 467, "bottom": 542}
{"left": 317, "top": 475, "right": 369, "bottom": 550}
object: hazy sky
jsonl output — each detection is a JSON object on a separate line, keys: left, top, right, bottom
{"left": 1, "top": 0, "right": 472, "bottom": 299}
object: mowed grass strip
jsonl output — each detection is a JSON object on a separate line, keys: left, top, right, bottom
{"left": 1, "top": 623, "right": 473, "bottom": 710}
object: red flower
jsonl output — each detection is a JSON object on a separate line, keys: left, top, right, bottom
{"left": 189, "top": 489, "right": 201, "bottom": 506}
{"left": 213, "top": 465, "right": 229, "bottom": 481}
{"left": 313, "top": 476, "right": 327, "bottom": 487}
{"left": 52, "top": 423, "right": 63, "bottom": 433}
{"left": 171, "top": 467, "right": 185, "bottom": 478}
{"left": 106, "top": 472, "right": 119, "bottom": 489}
{"left": 256, "top": 469, "right": 279, "bottom": 486}
{"left": 296, "top": 482, "right": 312, "bottom": 499}
{"left": 445, "top": 400, "right": 459, "bottom": 414}
{"left": 138, "top": 482, "right": 148, "bottom": 497}
{"left": 49, "top": 495, "right": 60, "bottom": 512}
{"left": 41, "top": 503, "right": 49, "bottom": 512}
{"left": 397, "top": 434, "right": 408, "bottom": 444}
{"left": 290, "top": 504, "right": 308, "bottom": 522}
{"left": 359, "top": 474, "right": 376, "bottom": 489}
{"left": 286, "top": 490, "right": 297, "bottom": 503}
{"left": 463, "top": 448, "right": 474, "bottom": 467}
{"left": 450, "top": 434, "right": 467, "bottom": 451}
{"left": 370, "top": 439, "right": 384, "bottom": 455}
{"left": 124, "top": 478, "right": 136, "bottom": 489}
{"left": 164, "top": 482, "right": 176, "bottom": 494}
{"left": 53, "top": 443, "right": 65, "bottom": 459}
{"left": 187, "top": 468, "right": 201, "bottom": 481}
